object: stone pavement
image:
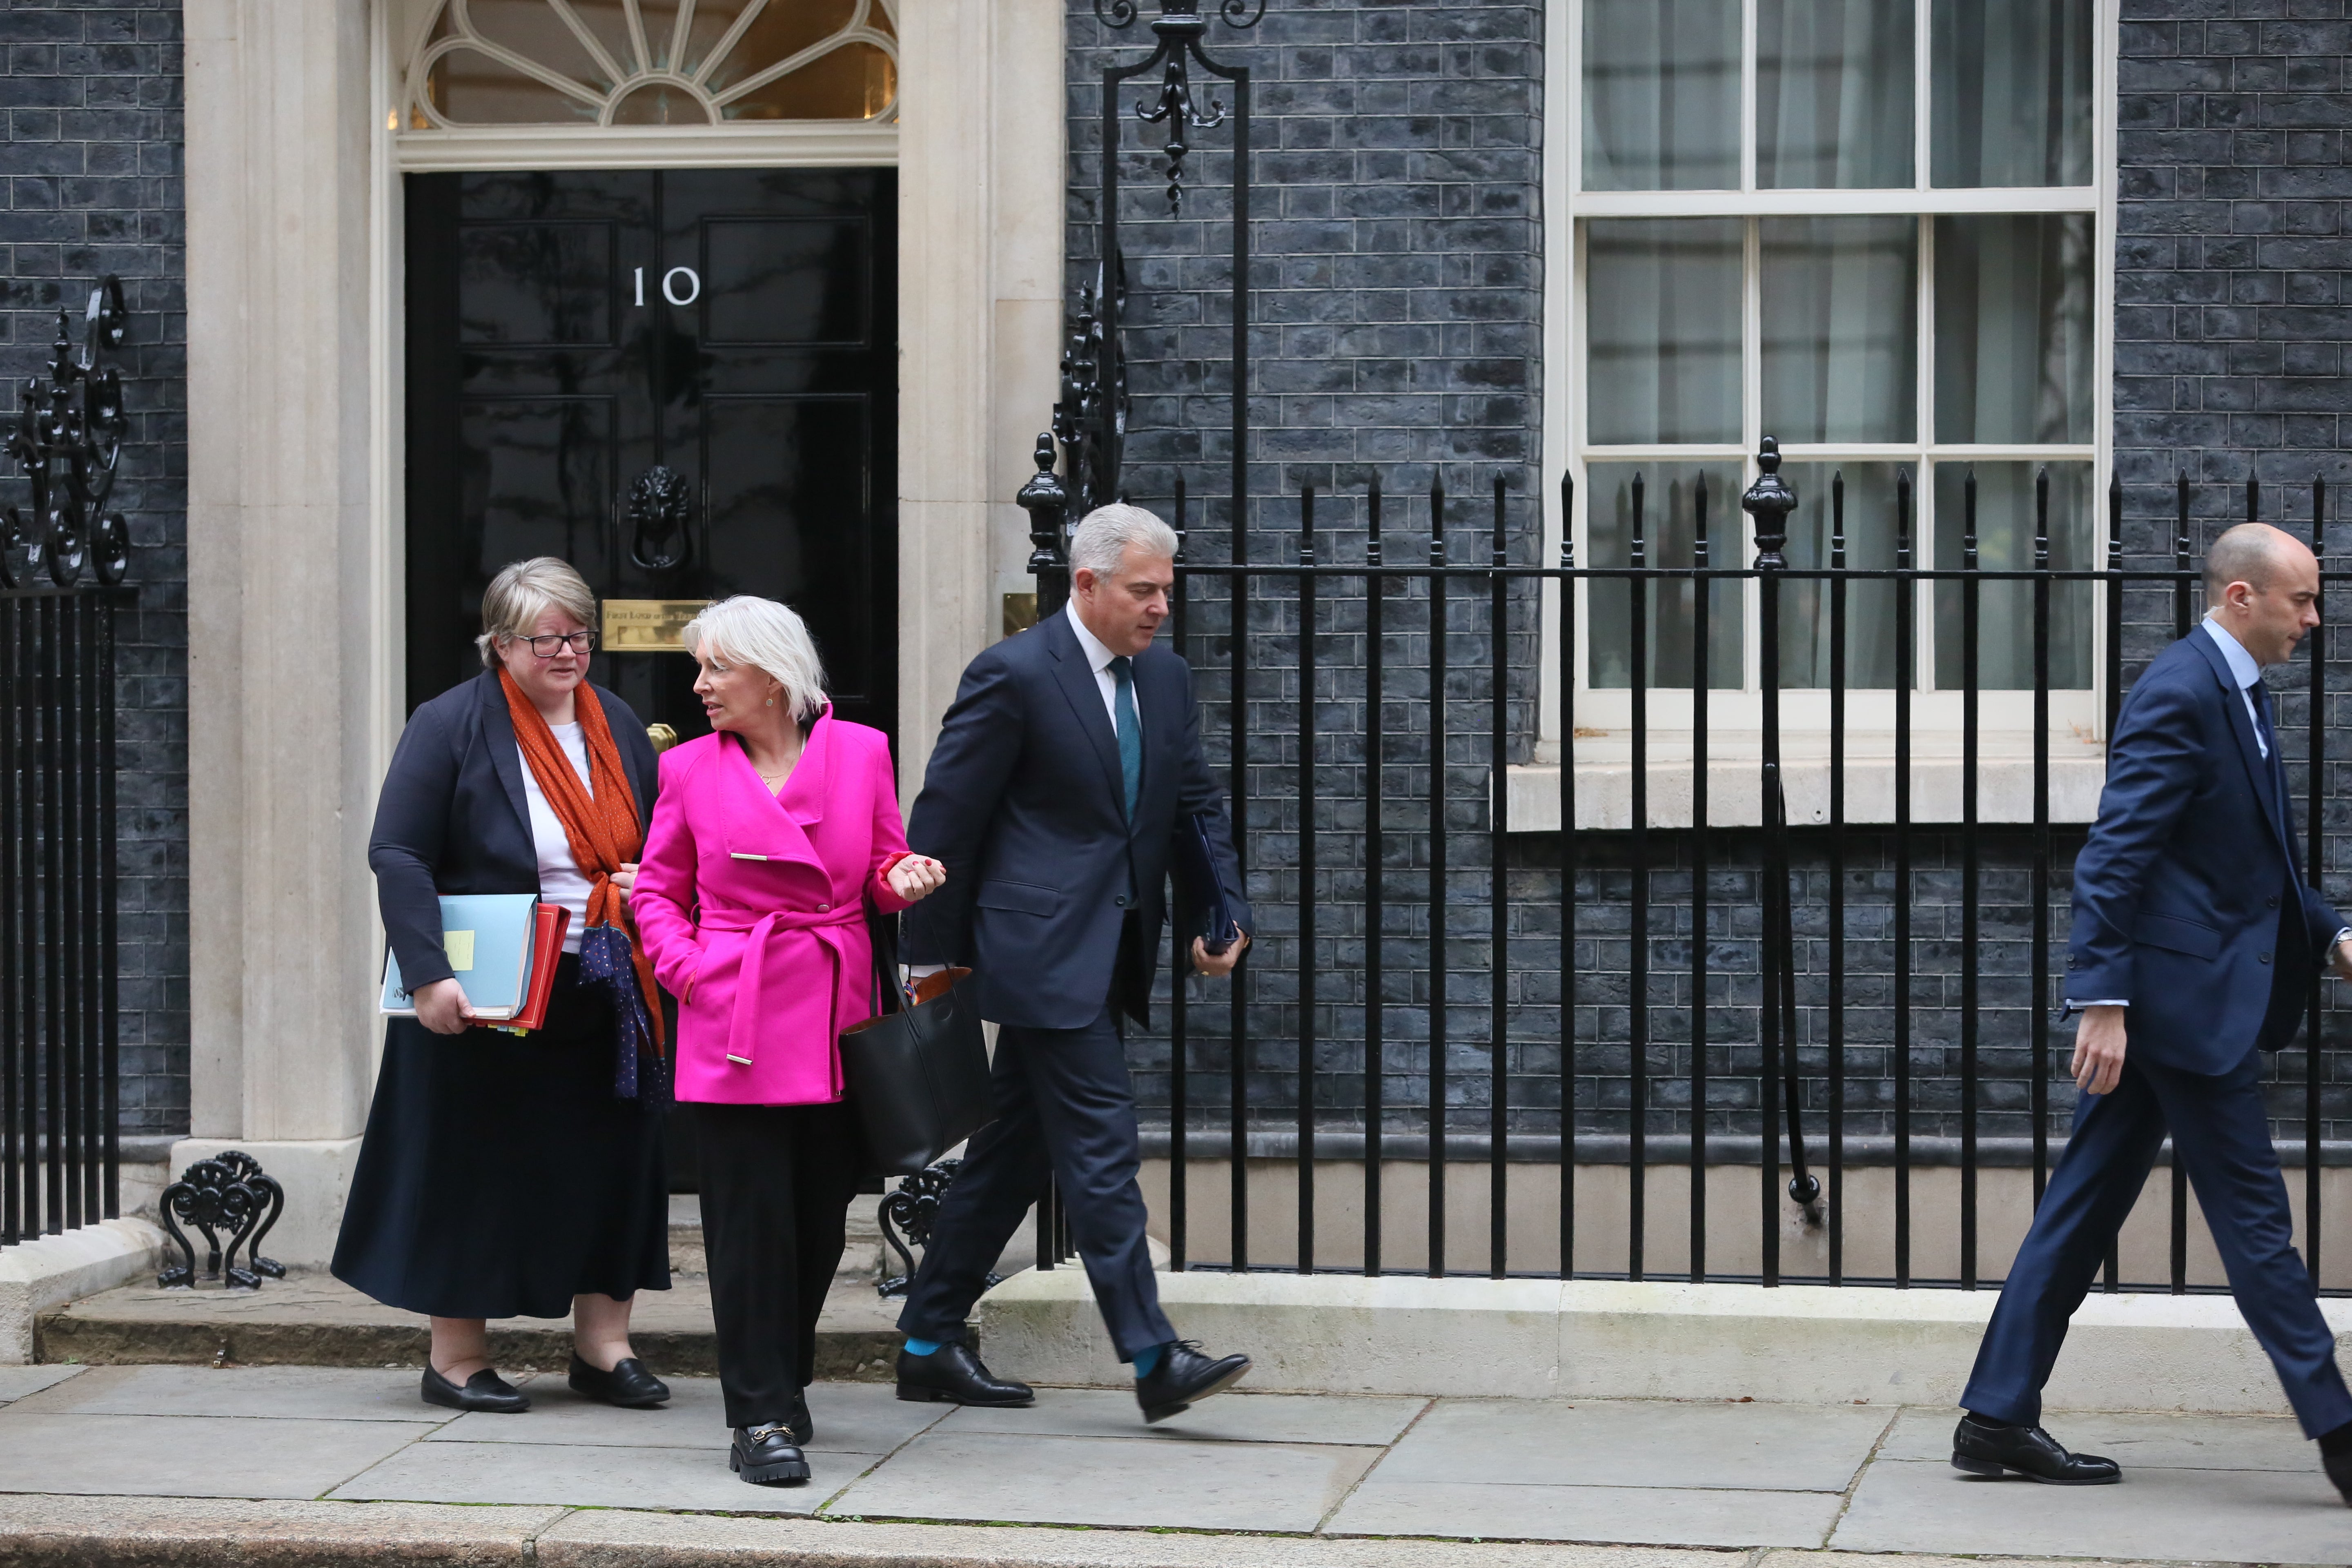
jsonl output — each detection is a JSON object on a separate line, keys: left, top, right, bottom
{"left": 2, "top": 1363, "right": 2349, "bottom": 1565}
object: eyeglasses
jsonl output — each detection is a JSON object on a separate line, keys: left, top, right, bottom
{"left": 511, "top": 631, "right": 595, "bottom": 657}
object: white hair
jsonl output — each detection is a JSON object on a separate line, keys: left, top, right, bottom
{"left": 477, "top": 557, "right": 597, "bottom": 669}
{"left": 1069, "top": 502, "right": 1178, "bottom": 580}
{"left": 682, "top": 596, "right": 830, "bottom": 721}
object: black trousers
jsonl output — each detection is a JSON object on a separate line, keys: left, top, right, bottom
{"left": 895, "top": 1005, "right": 1176, "bottom": 1360}
{"left": 691, "top": 1099, "right": 862, "bottom": 1428}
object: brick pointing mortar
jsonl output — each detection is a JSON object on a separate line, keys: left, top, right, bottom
{"left": 0, "top": 2, "right": 188, "bottom": 1137}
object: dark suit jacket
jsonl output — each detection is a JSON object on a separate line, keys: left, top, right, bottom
{"left": 902, "top": 608, "right": 1249, "bottom": 1030}
{"left": 2068, "top": 629, "right": 2342, "bottom": 1074}
{"left": 369, "top": 668, "right": 659, "bottom": 994}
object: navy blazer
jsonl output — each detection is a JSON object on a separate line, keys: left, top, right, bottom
{"left": 369, "top": 669, "right": 659, "bottom": 994}
{"left": 2067, "top": 629, "right": 2342, "bottom": 1074}
{"left": 902, "top": 608, "right": 1249, "bottom": 1031}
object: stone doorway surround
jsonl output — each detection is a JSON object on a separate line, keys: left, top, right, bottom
{"left": 178, "top": 0, "right": 1066, "bottom": 1258}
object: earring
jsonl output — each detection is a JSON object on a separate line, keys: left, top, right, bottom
{"left": 765, "top": 697, "right": 774, "bottom": 706}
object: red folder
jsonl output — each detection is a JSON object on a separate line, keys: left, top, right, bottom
{"left": 500, "top": 902, "right": 572, "bottom": 1034}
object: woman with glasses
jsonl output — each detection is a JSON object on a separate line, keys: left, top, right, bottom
{"left": 334, "top": 556, "right": 674, "bottom": 1416}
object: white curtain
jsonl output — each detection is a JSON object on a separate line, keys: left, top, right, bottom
{"left": 1586, "top": 219, "right": 1742, "bottom": 445}
{"left": 1761, "top": 216, "right": 1919, "bottom": 444}
{"left": 1935, "top": 214, "right": 2096, "bottom": 444}
{"left": 1583, "top": 0, "right": 1740, "bottom": 191}
{"left": 1930, "top": 0, "right": 2095, "bottom": 187}
{"left": 1757, "top": 0, "right": 1914, "bottom": 189}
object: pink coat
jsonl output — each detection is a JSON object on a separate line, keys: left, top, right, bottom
{"left": 632, "top": 711, "right": 912, "bottom": 1105}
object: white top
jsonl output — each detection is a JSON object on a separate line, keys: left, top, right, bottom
{"left": 519, "top": 723, "right": 594, "bottom": 954}
{"left": 1067, "top": 599, "right": 1142, "bottom": 745}
{"left": 2202, "top": 616, "right": 2269, "bottom": 757}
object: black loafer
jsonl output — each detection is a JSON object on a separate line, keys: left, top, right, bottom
{"left": 895, "top": 1341, "right": 1034, "bottom": 1407}
{"left": 568, "top": 1353, "right": 669, "bottom": 1409}
{"left": 731, "top": 1423, "right": 811, "bottom": 1486}
{"left": 421, "top": 1365, "right": 530, "bottom": 1414}
{"left": 1135, "top": 1340, "right": 1250, "bottom": 1424}
{"left": 1951, "top": 1415, "right": 2120, "bottom": 1483}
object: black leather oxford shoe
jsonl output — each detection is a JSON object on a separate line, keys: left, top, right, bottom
{"left": 567, "top": 1353, "right": 670, "bottom": 1409}
{"left": 731, "top": 1424, "right": 811, "bottom": 1486}
{"left": 895, "top": 1341, "right": 1034, "bottom": 1407}
{"left": 421, "top": 1365, "right": 530, "bottom": 1414}
{"left": 1950, "top": 1415, "right": 2120, "bottom": 1484}
{"left": 1135, "top": 1341, "right": 1251, "bottom": 1424}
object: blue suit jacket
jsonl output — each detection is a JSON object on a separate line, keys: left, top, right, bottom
{"left": 2067, "top": 630, "right": 2340, "bottom": 1074}
{"left": 369, "top": 670, "right": 659, "bottom": 993}
{"left": 901, "top": 610, "right": 1249, "bottom": 1031}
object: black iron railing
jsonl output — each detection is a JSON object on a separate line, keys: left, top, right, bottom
{"left": 1020, "top": 440, "right": 2352, "bottom": 1295}
{"left": 0, "top": 585, "right": 125, "bottom": 1248}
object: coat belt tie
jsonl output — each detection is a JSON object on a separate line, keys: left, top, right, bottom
{"left": 695, "top": 903, "right": 866, "bottom": 1076}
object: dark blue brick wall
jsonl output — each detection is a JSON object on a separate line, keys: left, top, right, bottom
{"left": 0, "top": 1, "right": 188, "bottom": 1138}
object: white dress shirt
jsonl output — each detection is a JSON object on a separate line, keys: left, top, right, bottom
{"left": 2069, "top": 616, "right": 2343, "bottom": 1009}
{"left": 519, "top": 723, "right": 594, "bottom": 954}
{"left": 1067, "top": 599, "right": 1142, "bottom": 745}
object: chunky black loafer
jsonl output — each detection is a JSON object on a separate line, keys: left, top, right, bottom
{"left": 1950, "top": 1415, "right": 2120, "bottom": 1484}
{"left": 731, "top": 1423, "right": 811, "bottom": 1486}
{"left": 568, "top": 1353, "right": 669, "bottom": 1409}
{"left": 421, "top": 1365, "right": 530, "bottom": 1414}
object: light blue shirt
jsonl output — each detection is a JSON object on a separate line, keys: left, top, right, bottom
{"left": 2070, "top": 616, "right": 2343, "bottom": 1009}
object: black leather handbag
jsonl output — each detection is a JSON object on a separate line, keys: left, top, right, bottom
{"left": 839, "top": 909, "right": 996, "bottom": 1175}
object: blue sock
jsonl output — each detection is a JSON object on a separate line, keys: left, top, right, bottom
{"left": 902, "top": 1336, "right": 944, "bottom": 1357}
{"left": 1132, "top": 1342, "right": 1165, "bottom": 1378}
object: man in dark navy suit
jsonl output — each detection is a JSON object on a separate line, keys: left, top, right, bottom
{"left": 891, "top": 502, "right": 1254, "bottom": 1424}
{"left": 1954, "top": 523, "right": 2352, "bottom": 1502}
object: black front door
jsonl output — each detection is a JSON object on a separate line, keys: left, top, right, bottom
{"left": 403, "top": 168, "right": 898, "bottom": 742}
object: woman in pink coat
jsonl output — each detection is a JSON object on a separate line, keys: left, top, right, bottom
{"left": 633, "top": 595, "right": 944, "bottom": 1489}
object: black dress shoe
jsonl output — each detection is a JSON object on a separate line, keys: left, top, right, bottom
{"left": 731, "top": 1423, "right": 811, "bottom": 1486}
{"left": 568, "top": 1353, "right": 669, "bottom": 1409}
{"left": 895, "top": 1341, "right": 1034, "bottom": 1407}
{"left": 1135, "top": 1341, "right": 1250, "bottom": 1424}
{"left": 421, "top": 1365, "right": 530, "bottom": 1414}
{"left": 2323, "top": 1445, "right": 2352, "bottom": 1507}
{"left": 1950, "top": 1415, "right": 2120, "bottom": 1484}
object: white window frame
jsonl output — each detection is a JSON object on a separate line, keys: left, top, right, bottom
{"left": 1523, "top": 0, "right": 2120, "bottom": 829}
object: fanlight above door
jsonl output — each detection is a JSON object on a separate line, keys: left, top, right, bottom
{"left": 400, "top": 0, "right": 898, "bottom": 129}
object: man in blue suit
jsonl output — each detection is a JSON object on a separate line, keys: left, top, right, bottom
{"left": 1955, "top": 523, "right": 2352, "bottom": 1501}
{"left": 892, "top": 502, "right": 1254, "bottom": 1424}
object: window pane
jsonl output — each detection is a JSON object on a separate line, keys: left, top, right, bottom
{"left": 1933, "top": 214, "right": 2095, "bottom": 445}
{"left": 1583, "top": 0, "right": 1740, "bottom": 191}
{"left": 1932, "top": 463, "right": 2093, "bottom": 691}
{"left": 1777, "top": 463, "right": 1907, "bottom": 689}
{"left": 1586, "top": 462, "right": 1745, "bottom": 690}
{"left": 1930, "top": 0, "right": 2094, "bottom": 187}
{"left": 1757, "top": 0, "right": 1914, "bottom": 189}
{"left": 1761, "top": 216, "right": 1918, "bottom": 444}
{"left": 1587, "top": 220, "right": 1742, "bottom": 445}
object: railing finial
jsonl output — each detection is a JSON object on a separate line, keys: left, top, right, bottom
{"left": 1742, "top": 436, "right": 1798, "bottom": 572}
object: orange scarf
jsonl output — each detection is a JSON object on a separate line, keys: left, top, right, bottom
{"left": 500, "top": 668, "right": 665, "bottom": 1052}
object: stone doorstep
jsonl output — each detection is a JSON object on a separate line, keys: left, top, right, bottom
{"left": 0, "top": 1219, "right": 167, "bottom": 1367}
{"left": 0, "top": 1497, "right": 2162, "bottom": 1568}
{"left": 981, "top": 1268, "right": 2352, "bottom": 1415}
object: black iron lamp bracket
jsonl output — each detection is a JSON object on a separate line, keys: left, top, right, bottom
{"left": 4, "top": 276, "right": 132, "bottom": 590}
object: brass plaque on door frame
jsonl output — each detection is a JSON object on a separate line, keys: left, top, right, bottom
{"left": 602, "top": 599, "right": 706, "bottom": 653}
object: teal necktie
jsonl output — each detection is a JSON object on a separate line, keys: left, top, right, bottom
{"left": 1109, "top": 655, "right": 1141, "bottom": 820}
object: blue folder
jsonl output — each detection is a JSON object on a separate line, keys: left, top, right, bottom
{"left": 1175, "top": 810, "right": 1243, "bottom": 956}
{"left": 380, "top": 893, "right": 542, "bottom": 1020}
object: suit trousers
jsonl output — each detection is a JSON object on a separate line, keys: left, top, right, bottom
{"left": 1960, "top": 1048, "right": 2352, "bottom": 1438}
{"left": 896, "top": 1006, "right": 1176, "bottom": 1360}
{"left": 690, "top": 1099, "right": 863, "bottom": 1428}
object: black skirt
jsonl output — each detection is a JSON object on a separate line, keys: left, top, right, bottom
{"left": 332, "top": 956, "right": 671, "bottom": 1320}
